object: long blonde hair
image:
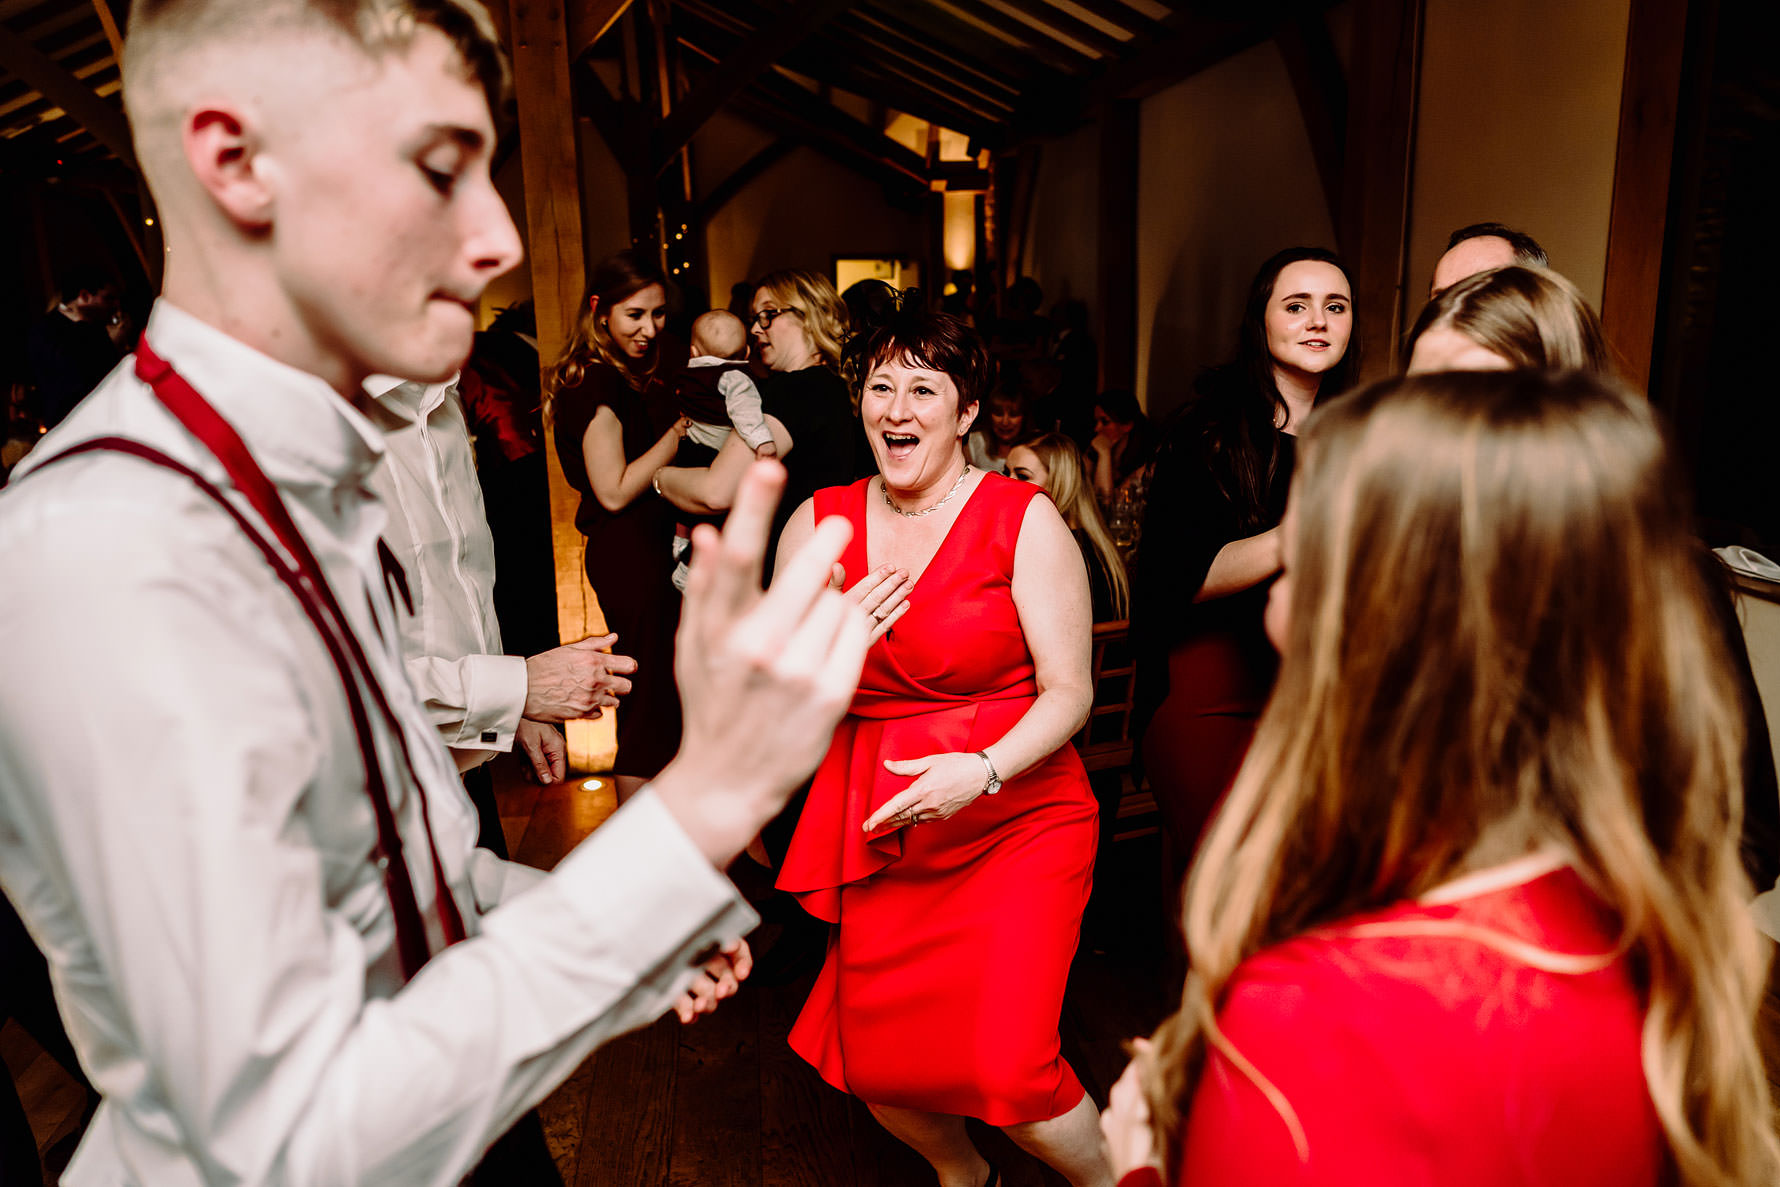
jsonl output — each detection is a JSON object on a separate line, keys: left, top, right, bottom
{"left": 545, "top": 250, "right": 667, "bottom": 412}
{"left": 1021, "top": 432, "right": 1128, "bottom": 619}
{"left": 754, "top": 268, "right": 849, "bottom": 372}
{"left": 1405, "top": 265, "right": 1609, "bottom": 371}
{"left": 1140, "top": 370, "right": 1776, "bottom": 1185}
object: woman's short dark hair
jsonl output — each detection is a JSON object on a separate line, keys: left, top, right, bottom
{"left": 851, "top": 310, "right": 994, "bottom": 411}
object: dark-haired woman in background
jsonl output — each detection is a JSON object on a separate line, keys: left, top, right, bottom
{"left": 547, "top": 250, "right": 690, "bottom": 796}
{"left": 1087, "top": 389, "right": 1156, "bottom": 505}
{"left": 1132, "top": 247, "right": 1357, "bottom": 867}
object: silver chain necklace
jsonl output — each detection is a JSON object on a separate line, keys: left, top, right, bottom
{"left": 882, "top": 463, "right": 973, "bottom": 518}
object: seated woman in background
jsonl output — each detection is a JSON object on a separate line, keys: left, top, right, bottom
{"left": 1087, "top": 389, "right": 1156, "bottom": 504}
{"left": 1009, "top": 432, "right": 1129, "bottom": 622}
{"left": 1102, "top": 369, "right": 1779, "bottom": 1187}
{"left": 1132, "top": 247, "right": 1357, "bottom": 865}
{"left": 968, "top": 388, "right": 1033, "bottom": 475}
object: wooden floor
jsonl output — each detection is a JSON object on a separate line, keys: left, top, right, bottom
{"left": 5, "top": 753, "right": 1173, "bottom": 1185}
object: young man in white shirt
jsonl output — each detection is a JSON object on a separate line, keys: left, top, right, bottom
{"left": 0, "top": 3, "right": 868, "bottom": 1185}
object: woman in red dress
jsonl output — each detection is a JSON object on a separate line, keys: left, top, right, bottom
{"left": 1101, "top": 370, "right": 1778, "bottom": 1186}
{"left": 777, "top": 311, "right": 1114, "bottom": 1187}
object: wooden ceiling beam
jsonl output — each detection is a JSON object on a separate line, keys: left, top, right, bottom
{"left": 821, "top": 24, "right": 1017, "bottom": 115}
{"left": 653, "top": 0, "right": 856, "bottom": 171}
{"left": 987, "top": 0, "right": 1128, "bottom": 58}
{"left": 569, "top": 0, "right": 636, "bottom": 63}
{"left": 921, "top": 0, "right": 1096, "bottom": 72}
{"left": 89, "top": 0, "right": 124, "bottom": 62}
{"left": 673, "top": 1, "right": 1003, "bottom": 142}
{"left": 858, "top": 0, "right": 1063, "bottom": 79}
{"left": 0, "top": 19, "right": 132, "bottom": 167}
{"left": 845, "top": 10, "right": 1024, "bottom": 100}
{"left": 1060, "top": 0, "right": 1170, "bottom": 38}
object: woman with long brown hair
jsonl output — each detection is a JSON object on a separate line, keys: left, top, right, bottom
{"left": 547, "top": 249, "right": 691, "bottom": 793}
{"left": 1132, "top": 247, "right": 1359, "bottom": 869}
{"left": 1101, "top": 370, "right": 1778, "bottom": 1186}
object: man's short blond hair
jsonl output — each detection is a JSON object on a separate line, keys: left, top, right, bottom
{"left": 124, "top": 0, "right": 510, "bottom": 121}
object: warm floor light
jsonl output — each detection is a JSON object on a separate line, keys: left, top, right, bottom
{"left": 581, "top": 778, "right": 605, "bottom": 792}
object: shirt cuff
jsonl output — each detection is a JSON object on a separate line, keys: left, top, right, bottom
{"left": 450, "top": 653, "right": 528, "bottom": 750}
{"left": 544, "top": 789, "right": 758, "bottom": 981}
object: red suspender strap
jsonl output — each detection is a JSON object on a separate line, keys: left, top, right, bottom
{"left": 131, "top": 341, "right": 467, "bottom": 958}
{"left": 16, "top": 340, "right": 468, "bottom": 981}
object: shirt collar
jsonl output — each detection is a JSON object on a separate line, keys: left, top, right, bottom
{"left": 141, "top": 302, "right": 387, "bottom": 493}
{"left": 366, "top": 374, "right": 457, "bottom": 422}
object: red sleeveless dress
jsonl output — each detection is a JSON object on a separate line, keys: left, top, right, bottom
{"left": 777, "top": 474, "right": 1099, "bottom": 1125}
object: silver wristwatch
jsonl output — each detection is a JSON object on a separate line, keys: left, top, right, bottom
{"left": 974, "top": 750, "right": 1002, "bottom": 795}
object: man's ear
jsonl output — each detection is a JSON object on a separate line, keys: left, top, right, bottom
{"left": 183, "top": 105, "right": 273, "bottom": 230}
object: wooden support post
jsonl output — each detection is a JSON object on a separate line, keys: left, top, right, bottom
{"left": 508, "top": 0, "right": 613, "bottom": 772}
{"left": 1097, "top": 100, "right": 1138, "bottom": 394}
{"left": 1337, "top": 0, "right": 1423, "bottom": 382}
{"left": 1601, "top": 0, "right": 1688, "bottom": 393}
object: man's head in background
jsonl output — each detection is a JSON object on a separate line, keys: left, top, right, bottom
{"left": 1430, "top": 222, "right": 1548, "bottom": 298}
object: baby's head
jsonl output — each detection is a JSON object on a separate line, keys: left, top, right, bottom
{"left": 691, "top": 310, "right": 748, "bottom": 360}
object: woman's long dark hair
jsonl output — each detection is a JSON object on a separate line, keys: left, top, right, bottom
{"left": 1182, "top": 246, "right": 1359, "bottom": 530}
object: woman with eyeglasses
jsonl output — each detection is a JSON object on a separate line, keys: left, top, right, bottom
{"left": 655, "top": 269, "right": 856, "bottom": 574}
{"left": 547, "top": 249, "right": 691, "bottom": 795}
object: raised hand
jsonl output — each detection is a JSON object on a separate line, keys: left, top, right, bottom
{"left": 1101, "top": 1039, "right": 1161, "bottom": 1180}
{"left": 651, "top": 460, "right": 871, "bottom": 867}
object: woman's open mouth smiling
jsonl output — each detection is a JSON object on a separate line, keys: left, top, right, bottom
{"left": 883, "top": 432, "right": 920, "bottom": 462}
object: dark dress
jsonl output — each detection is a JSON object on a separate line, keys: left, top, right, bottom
{"left": 551, "top": 355, "right": 685, "bottom": 777}
{"left": 759, "top": 366, "right": 857, "bottom": 573}
{"left": 778, "top": 475, "right": 1097, "bottom": 1124}
{"left": 1132, "top": 408, "right": 1294, "bottom": 862}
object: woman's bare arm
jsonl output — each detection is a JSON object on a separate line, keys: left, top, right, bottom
{"left": 656, "top": 414, "right": 794, "bottom": 515}
{"left": 583, "top": 406, "right": 686, "bottom": 513}
{"left": 1194, "top": 527, "right": 1281, "bottom": 602}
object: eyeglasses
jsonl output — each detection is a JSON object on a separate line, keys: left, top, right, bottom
{"left": 751, "top": 306, "right": 804, "bottom": 329}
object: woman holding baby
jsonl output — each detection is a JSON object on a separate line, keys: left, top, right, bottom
{"left": 656, "top": 268, "right": 857, "bottom": 577}
{"left": 547, "top": 249, "right": 690, "bottom": 794}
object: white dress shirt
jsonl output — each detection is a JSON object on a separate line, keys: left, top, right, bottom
{"left": 364, "top": 376, "right": 526, "bottom": 766}
{"left": 0, "top": 302, "right": 756, "bottom": 1187}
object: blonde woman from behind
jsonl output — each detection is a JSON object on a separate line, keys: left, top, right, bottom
{"left": 1102, "top": 369, "right": 1777, "bottom": 1187}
